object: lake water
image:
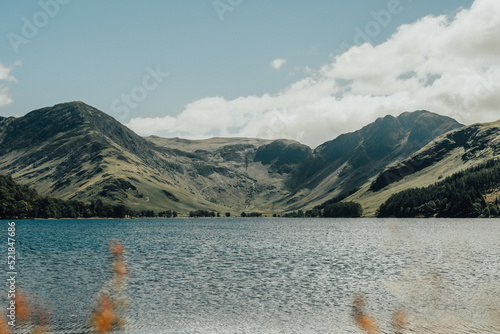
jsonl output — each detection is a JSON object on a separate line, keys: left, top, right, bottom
{"left": 4, "top": 218, "right": 500, "bottom": 333}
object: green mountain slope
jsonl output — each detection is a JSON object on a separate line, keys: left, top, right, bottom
{"left": 0, "top": 102, "right": 300, "bottom": 213}
{"left": 378, "top": 159, "right": 500, "bottom": 218}
{"left": 0, "top": 102, "right": 230, "bottom": 212}
{"left": 273, "top": 111, "right": 463, "bottom": 211}
{"left": 145, "top": 136, "right": 301, "bottom": 212}
{"left": 0, "top": 174, "right": 131, "bottom": 219}
{"left": 0, "top": 102, "right": 471, "bottom": 215}
{"left": 351, "top": 120, "right": 500, "bottom": 216}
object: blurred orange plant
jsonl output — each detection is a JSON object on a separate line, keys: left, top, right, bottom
{"left": 0, "top": 316, "right": 10, "bottom": 334}
{"left": 91, "top": 240, "right": 129, "bottom": 333}
{"left": 353, "top": 295, "right": 409, "bottom": 334}
{"left": 353, "top": 294, "right": 380, "bottom": 334}
{"left": 93, "top": 294, "right": 116, "bottom": 334}
{"left": 1, "top": 290, "right": 50, "bottom": 334}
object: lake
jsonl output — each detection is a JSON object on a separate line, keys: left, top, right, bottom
{"left": 5, "top": 218, "right": 500, "bottom": 333}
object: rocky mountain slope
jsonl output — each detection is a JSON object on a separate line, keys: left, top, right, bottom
{"left": 351, "top": 120, "right": 500, "bottom": 215}
{"left": 271, "top": 111, "right": 463, "bottom": 210}
{"left": 0, "top": 102, "right": 304, "bottom": 213}
{"left": 0, "top": 101, "right": 478, "bottom": 215}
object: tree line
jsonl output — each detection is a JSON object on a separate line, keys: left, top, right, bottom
{"left": 0, "top": 175, "right": 177, "bottom": 219}
{"left": 283, "top": 188, "right": 363, "bottom": 218}
{"left": 378, "top": 159, "right": 500, "bottom": 218}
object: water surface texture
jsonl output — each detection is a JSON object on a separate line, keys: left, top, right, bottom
{"left": 7, "top": 218, "right": 500, "bottom": 333}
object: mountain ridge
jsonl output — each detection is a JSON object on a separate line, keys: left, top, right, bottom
{"left": 3, "top": 101, "right": 496, "bottom": 216}
{"left": 348, "top": 120, "right": 500, "bottom": 216}
{"left": 275, "top": 110, "right": 463, "bottom": 210}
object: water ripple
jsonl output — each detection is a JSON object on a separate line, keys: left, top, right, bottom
{"left": 7, "top": 218, "right": 500, "bottom": 333}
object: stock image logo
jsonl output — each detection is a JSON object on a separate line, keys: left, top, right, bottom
{"left": 7, "top": 0, "right": 72, "bottom": 54}
{"left": 110, "top": 65, "right": 169, "bottom": 122}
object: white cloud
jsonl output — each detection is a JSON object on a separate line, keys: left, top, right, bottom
{"left": 0, "top": 62, "right": 19, "bottom": 108}
{"left": 127, "top": 0, "right": 500, "bottom": 148}
{"left": 271, "top": 58, "right": 287, "bottom": 70}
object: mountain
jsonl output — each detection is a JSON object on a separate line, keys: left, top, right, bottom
{"left": 0, "top": 102, "right": 470, "bottom": 215}
{"left": 0, "top": 102, "right": 188, "bottom": 211}
{"left": 377, "top": 159, "right": 500, "bottom": 218}
{"left": 350, "top": 120, "right": 500, "bottom": 215}
{"left": 271, "top": 111, "right": 463, "bottom": 210}
{"left": 144, "top": 136, "right": 306, "bottom": 211}
{"left": 0, "top": 102, "right": 302, "bottom": 213}
{"left": 0, "top": 174, "right": 133, "bottom": 219}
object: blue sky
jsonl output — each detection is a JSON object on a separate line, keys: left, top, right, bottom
{"left": 2, "top": 0, "right": 499, "bottom": 147}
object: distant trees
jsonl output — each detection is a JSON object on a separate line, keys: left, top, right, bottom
{"left": 0, "top": 175, "right": 178, "bottom": 219}
{"left": 283, "top": 201, "right": 362, "bottom": 218}
{"left": 158, "top": 210, "right": 178, "bottom": 218}
{"left": 283, "top": 210, "right": 306, "bottom": 218}
{"left": 189, "top": 210, "right": 217, "bottom": 218}
{"left": 323, "top": 202, "right": 363, "bottom": 218}
{"left": 0, "top": 181, "right": 132, "bottom": 219}
{"left": 283, "top": 188, "right": 363, "bottom": 218}
{"left": 187, "top": 211, "right": 223, "bottom": 218}
{"left": 240, "top": 212, "right": 262, "bottom": 217}
{"left": 378, "top": 159, "right": 500, "bottom": 218}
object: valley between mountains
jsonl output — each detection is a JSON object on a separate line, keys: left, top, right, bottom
{"left": 1, "top": 101, "right": 499, "bottom": 217}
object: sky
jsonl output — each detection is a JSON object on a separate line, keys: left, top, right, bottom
{"left": 1, "top": 0, "right": 499, "bottom": 148}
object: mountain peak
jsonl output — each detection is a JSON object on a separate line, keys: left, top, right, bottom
{"left": 54, "top": 100, "right": 96, "bottom": 113}
{"left": 29, "top": 101, "right": 109, "bottom": 121}
{"left": 305, "top": 110, "right": 463, "bottom": 189}
{"left": 397, "top": 109, "right": 457, "bottom": 123}
{"left": 0, "top": 102, "right": 152, "bottom": 159}
{"left": 0, "top": 102, "right": 114, "bottom": 148}
{"left": 398, "top": 109, "right": 431, "bottom": 117}
{"left": 54, "top": 100, "right": 89, "bottom": 107}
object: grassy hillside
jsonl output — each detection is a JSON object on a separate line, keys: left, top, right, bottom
{"left": 1, "top": 102, "right": 481, "bottom": 216}
{"left": 273, "top": 111, "right": 463, "bottom": 211}
{"left": 0, "top": 175, "right": 135, "bottom": 219}
{"left": 0, "top": 103, "right": 292, "bottom": 214}
{"left": 350, "top": 120, "right": 500, "bottom": 216}
{"left": 378, "top": 159, "right": 500, "bottom": 218}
